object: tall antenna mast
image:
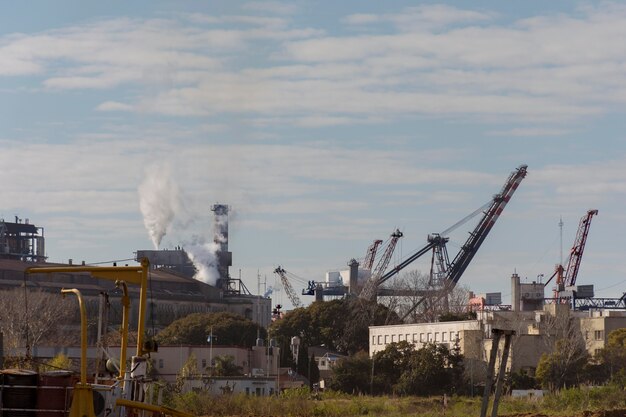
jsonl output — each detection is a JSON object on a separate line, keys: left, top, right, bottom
{"left": 559, "top": 216, "right": 564, "bottom": 266}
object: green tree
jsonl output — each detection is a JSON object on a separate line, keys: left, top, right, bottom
{"left": 328, "top": 351, "right": 372, "bottom": 395}
{"left": 599, "top": 328, "right": 626, "bottom": 387}
{"left": 308, "top": 354, "right": 320, "bottom": 388}
{"left": 211, "top": 355, "right": 243, "bottom": 376}
{"left": 372, "top": 341, "right": 414, "bottom": 390}
{"left": 155, "top": 312, "right": 265, "bottom": 347}
{"left": 269, "top": 298, "right": 400, "bottom": 362}
{"left": 508, "top": 369, "right": 537, "bottom": 390}
{"left": 395, "top": 342, "right": 463, "bottom": 396}
{"left": 536, "top": 338, "right": 589, "bottom": 391}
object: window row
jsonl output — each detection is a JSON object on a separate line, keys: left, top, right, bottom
{"left": 372, "top": 331, "right": 460, "bottom": 346}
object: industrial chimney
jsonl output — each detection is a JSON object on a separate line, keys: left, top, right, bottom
{"left": 511, "top": 272, "right": 521, "bottom": 312}
{"left": 211, "top": 204, "right": 232, "bottom": 289}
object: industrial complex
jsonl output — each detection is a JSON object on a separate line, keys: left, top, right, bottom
{"left": 0, "top": 204, "right": 272, "bottom": 345}
{"left": 1, "top": 164, "right": 625, "bottom": 410}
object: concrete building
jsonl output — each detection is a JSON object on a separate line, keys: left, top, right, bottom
{"left": 580, "top": 309, "right": 626, "bottom": 358}
{"left": 369, "top": 304, "right": 626, "bottom": 381}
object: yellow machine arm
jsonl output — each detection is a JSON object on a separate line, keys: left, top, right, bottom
{"left": 26, "top": 258, "right": 153, "bottom": 357}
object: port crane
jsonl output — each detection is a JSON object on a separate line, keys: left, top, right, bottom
{"left": 544, "top": 209, "right": 598, "bottom": 302}
{"left": 378, "top": 164, "right": 528, "bottom": 318}
{"left": 359, "top": 229, "right": 403, "bottom": 300}
{"left": 274, "top": 266, "right": 304, "bottom": 308}
{"left": 299, "top": 165, "right": 527, "bottom": 305}
{"left": 362, "top": 239, "right": 384, "bottom": 271}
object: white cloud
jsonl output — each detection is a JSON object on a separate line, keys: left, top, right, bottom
{"left": 1, "top": 4, "right": 626, "bottom": 125}
{"left": 344, "top": 5, "right": 494, "bottom": 31}
{"left": 487, "top": 127, "right": 572, "bottom": 137}
{"left": 96, "top": 101, "right": 134, "bottom": 112}
{"left": 241, "top": 1, "right": 298, "bottom": 16}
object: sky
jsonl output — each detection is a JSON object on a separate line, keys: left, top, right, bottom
{"left": 2, "top": 1, "right": 626, "bottom": 309}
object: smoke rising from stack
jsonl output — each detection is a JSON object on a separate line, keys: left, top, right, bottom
{"left": 138, "top": 164, "right": 181, "bottom": 249}
{"left": 138, "top": 165, "right": 225, "bottom": 286}
{"left": 184, "top": 235, "right": 221, "bottom": 284}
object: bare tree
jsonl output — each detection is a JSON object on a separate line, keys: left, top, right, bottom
{"left": 380, "top": 270, "right": 470, "bottom": 323}
{"left": 0, "top": 288, "right": 73, "bottom": 353}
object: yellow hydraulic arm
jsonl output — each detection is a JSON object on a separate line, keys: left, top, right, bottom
{"left": 26, "top": 258, "right": 153, "bottom": 358}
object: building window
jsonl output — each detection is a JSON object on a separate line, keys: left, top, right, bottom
{"left": 384, "top": 335, "right": 388, "bottom": 344}
{"left": 413, "top": 333, "right": 417, "bottom": 342}
{"left": 399, "top": 334, "right": 404, "bottom": 341}
{"left": 158, "top": 359, "right": 164, "bottom": 369}
{"left": 391, "top": 335, "right": 396, "bottom": 343}
{"left": 427, "top": 333, "right": 432, "bottom": 342}
{"left": 372, "top": 336, "right": 376, "bottom": 345}
{"left": 378, "top": 335, "right": 382, "bottom": 344}
{"left": 594, "top": 348, "right": 602, "bottom": 357}
{"left": 246, "top": 387, "right": 250, "bottom": 395}
{"left": 406, "top": 333, "right": 410, "bottom": 341}
{"left": 442, "top": 332, "right": 447, "bottom": 342}
{"left": 594, "top": 330, "right": 604, "bottom": 341}
{"left": 420, "top": 333, "right": 424, "bottom": 342}
{"left": 450, "top": 331, "right": 454, "bottom": 341}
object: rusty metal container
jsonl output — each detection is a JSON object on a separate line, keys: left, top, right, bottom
{"left": 2, "top": 369, "right": 38, "bottom": 417}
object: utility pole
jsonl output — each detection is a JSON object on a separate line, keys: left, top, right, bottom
{"left": 480, "top": 328, "right": 515, "bottom": 417}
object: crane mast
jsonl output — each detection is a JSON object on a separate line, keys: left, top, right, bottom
{"left": 274, "top": 266, "right": 303, "bottom": 308}
{"left": 360, "top": 229, "right": 403, "bottom": 300}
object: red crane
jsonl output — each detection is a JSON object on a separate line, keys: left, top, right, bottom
{"left": 545, "top": 209, "right": 598, "bottom": 300}
{"left": 363, "top": 239, "right": 384, "bottom": 271}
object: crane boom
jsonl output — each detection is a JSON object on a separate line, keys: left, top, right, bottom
{"left": 274, "top": 266, "right": 303, "bottom": 308}
{"left": 563, "top": 209, "right": 598, "bottom": 288}
{"left": 377, "top": 165, "right": 527, "bottom": 290}
{"left": 363, "top": 239, "right": 384, "bottom": 271}
{"left": 360, "top": 229, "right": 403, "bottom": 300}
{"left": 446, "top": 164, "right": 527, "bottom": 286}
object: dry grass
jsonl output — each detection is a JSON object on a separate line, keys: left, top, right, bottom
{"left": 167, "top": 386, "right": 626, "bottom": 417}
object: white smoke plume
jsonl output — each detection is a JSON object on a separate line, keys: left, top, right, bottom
{"left": 138, "top": 165, "right": 226, "bottom": 286}
{"left": 184, "top": 235, "right": 221, "bottom": 285}
{"left": 138, "top": 164, "right": 182, "bottom": 249}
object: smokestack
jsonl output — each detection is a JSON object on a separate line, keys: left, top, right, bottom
{"left": 348, "top": 258, "right": 359, "bottom": 295}
{"left": 511, "top": 272, "right": 520, "bottom": 312}
{"left": 211, "top": 204, "right": 232, "bottom": 286}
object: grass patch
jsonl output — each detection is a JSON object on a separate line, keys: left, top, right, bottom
{"left": 166, "top": 387, "right": 626, "bottom": 417}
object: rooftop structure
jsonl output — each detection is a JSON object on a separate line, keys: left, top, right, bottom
{"left": 0, "top": 216, "right": 46, "bottom": 262}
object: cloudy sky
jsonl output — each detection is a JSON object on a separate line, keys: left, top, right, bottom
{"left": 2, "top": 1, "right": 626, "bottom": 307}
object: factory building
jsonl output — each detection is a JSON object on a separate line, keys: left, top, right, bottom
{"left": 0, "top": 207, "right": 272, "bottom": 349}
{"left": 0, "top": 216, "right": 46, "bottom": 262}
